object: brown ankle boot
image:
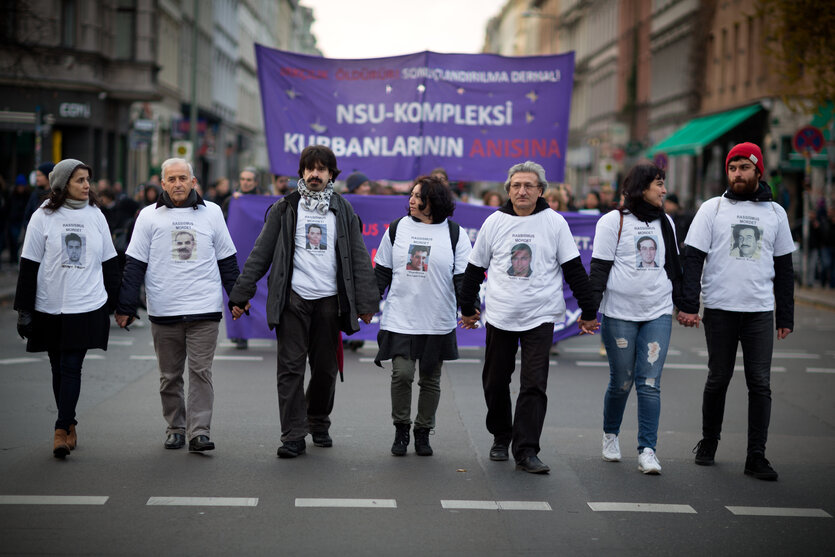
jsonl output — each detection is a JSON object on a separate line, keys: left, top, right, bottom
{"left": 53, "top": 429, "right": 70, "bottom": 459}
{"left": 67, "top": 424, "right": 77, "bottom": 450}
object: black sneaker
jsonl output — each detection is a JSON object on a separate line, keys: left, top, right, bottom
{"left": 413, "top": 427, "right": 433, "bottom": 456}
{"left": 391, "top": 424, "right": 410, "bottom": 456}
{"left": 745, "top": 454, "right": 778, "bottom": 481}
{"left": 311, "top": 431, "right": 332, "bottom": 447}
{"left": 277, "top": 439, "right": 306, "bottom": 458}
{"left": 693, "top": 439, "right": 718, "bottom": 466}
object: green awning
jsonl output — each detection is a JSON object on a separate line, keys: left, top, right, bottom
{"left": 646, "top": 104, "right": 763, "bottom": 157}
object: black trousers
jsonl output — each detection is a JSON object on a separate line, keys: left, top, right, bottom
{"left": 701, "top": 308, "right": 773, "bottom": 456}
{"left": 482, "top": 321, "right": 553, "bottom": 462}
{"left": 275, "top": 291, "right": 340, "bottom": 442}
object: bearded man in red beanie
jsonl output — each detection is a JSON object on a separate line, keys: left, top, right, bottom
{"left": 677, "top": 142, "right": 794, "bottom": 481}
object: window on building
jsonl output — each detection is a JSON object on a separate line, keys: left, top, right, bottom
{"left": 720, "top": 28, "right": 727, "bottom": 92}
{"left": 746, "top": 17, "right": 754, "bottom": 84}
{"left": 61, "top": 0, "right": 76, "bottom": 48}
{"left": 732, "top": 22, "right": 739, "bottom": 91}
{"left": 114, "top": 0, "right": 136, "bottom": 59}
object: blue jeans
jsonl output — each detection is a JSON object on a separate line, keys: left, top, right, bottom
{"left": 47, "top": 349, "right": 87, "bottom": 432}
{"left": 701, "top": 308, "right": 773, "bottom": 456}
{"left": 601, "top": 314, "right": 671, "bottom": 452}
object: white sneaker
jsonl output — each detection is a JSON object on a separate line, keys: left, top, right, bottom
{"left": 638, "top": 447, "right": 662, "bottom": 474}
{"left": 602, "top": 433, "right": 621, "bottom": 462}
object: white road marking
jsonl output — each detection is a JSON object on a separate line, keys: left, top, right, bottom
{"left": 807, "top": 368, "right": 835, "bottom": 374}
{"left": 0, "top": 358, "right": 42, "bottom": 365}
{"left": 129, "top": 355, "right": 157, "bottom": 360}
{"left": 587, "top": 502, "right": 696, "bottom": 514}
{"left": 214, "top": 355, "right": 264, "bottom": 361}
{"left": 563, "top": 346, "right": 682, "bottom": 356}
{"left": 217, "top": 339, "right": 275, "bottom": 348}
{"left": 696, "top": 350, "right": 819, "bottom": 359}
{"left": 442, "top": 358, "right": 482, "bottom": 364}
{"left": 146, "top": 497, "right": 258, "bottom": 507}
{"left": 295, "top": 498, "right": 396, "bottom": 508}
{"left": 85, "top": 354, "right": 105, "bottom": 360}
{"left": 725, "top": 506, "right": 831, "bottom": 518}
{"left": 441, "top": 500, "right": 551, "bottom": 511}
{"left": 0, "top": 495, "right": 108, "bottom": 505}
{"left": 575, "top": 361, "right": 785, "bottom": 373}
{"left": 108, "top": 339, "right": 134, "bottom": 346}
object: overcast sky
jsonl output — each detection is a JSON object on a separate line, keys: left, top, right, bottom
{"left": 302, "top": 0, "right": 508, "bottom": 59}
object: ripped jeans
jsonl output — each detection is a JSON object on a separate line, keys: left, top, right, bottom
{"left": 601, "top": 314, "right": 671, "bottom": 453}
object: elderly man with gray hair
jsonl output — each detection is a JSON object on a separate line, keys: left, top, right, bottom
{"left": 459, "top": 161, "right": 599, "bottom": 474}
{"left": 115, "top": 158, "right": 240, "bottom": 453}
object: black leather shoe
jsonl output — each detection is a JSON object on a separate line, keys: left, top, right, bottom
{"left": 277, "top": 439, "right": 306, "bottom": 458}
{"left": 516, "top": 455, "right": 550, "bottom": 474}
{"left": 164, "top": 433, "right": 185, "bottom": 450}
{"left": 188, "top": 435, "right": 215, "bottom": 452}
{"left": 489, "top": 442, "right": 509, "bottom": 461}
{"left": 311, "top": 431, "right": 332, "bottom": 448}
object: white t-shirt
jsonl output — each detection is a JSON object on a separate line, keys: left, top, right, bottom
{"left": 592, "top": 211, "right": 674, "bottom": 321}
{"left": 468, "top": 208, "right": 580, "bottom": 331}
{"left": 684, "top": 196, "right": 795, "bottom": 311}
{"left": 126, "top": 201, "right": 237, "bottom": 317}
{"left": 291, "top": 205, "right": 338, "bottom": 300}
{"left": 22, "top": 203, "right": 117, "bottom": 314}
{"left": 375, "top": 218, "right": 472, "bottom": 335}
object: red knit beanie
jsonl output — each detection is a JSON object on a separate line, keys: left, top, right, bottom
{"left": 726, "top": 142, "right": 764, "bottom": 176}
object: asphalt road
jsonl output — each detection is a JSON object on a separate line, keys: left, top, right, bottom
{"left": 0, "top": 301, "right": 833, "bottom": 556}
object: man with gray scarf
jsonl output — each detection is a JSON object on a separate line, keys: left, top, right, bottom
{"left": 228, "top": 145, "right": 379, "bottom": 458}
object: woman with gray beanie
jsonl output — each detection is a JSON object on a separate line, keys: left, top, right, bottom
{"left": 14, "top": 159, "right": 121, "bottom": 459}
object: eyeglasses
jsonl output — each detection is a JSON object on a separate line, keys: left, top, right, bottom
{"left": 509, "top": 183, "right": 540, "bottom": 192}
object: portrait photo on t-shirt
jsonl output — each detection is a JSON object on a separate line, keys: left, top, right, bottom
{"left": 406, "top": 244, "right": 430, "bottom": 272}
{"left": 507, "top": 242, "right": 533, "bottom": 277}
{"left": 171, "top": 229, "right": 197, "bottom": 261}
{"left": 305, "top": 223, "right": 327, "bottom": 250}
{"left": 635, "top": 235, "right": 660, "bottom": 268}
{"left": 729, "top": 223, "right": 761, "bottom": 260}
{"left": 62, "top": 232, "right": 85, "bottom": 266}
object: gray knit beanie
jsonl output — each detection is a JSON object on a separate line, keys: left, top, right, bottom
{"left": 49, "top": 159, "right": 91, "bottom": 192}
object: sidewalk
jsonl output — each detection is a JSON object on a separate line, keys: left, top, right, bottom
{"left": 1, "top": 264, "right": 832, "bottom": 310}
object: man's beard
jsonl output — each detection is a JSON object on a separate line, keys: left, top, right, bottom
{"left": 730, "top": 174, "right": 758, "bottom": 194}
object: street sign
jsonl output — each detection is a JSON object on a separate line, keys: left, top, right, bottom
{"left": 793, "top": 125, "right": 824, "bottom": 154}
{"left": 653, "top": 152, "right": 668, "bottom": 170}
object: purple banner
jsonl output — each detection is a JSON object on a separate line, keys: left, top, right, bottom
{"left": 256, "top": 46, "right": 575, "bottom": 182}
{"left": 224, "top": 195, "right": 599, "bottom": 346}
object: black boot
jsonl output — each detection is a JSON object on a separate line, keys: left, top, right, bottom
{"left": 414, "top": 427, "right": 433, "bottom": 456}
{"left": 391, "top": 424, "right": 410, "bottom": 456}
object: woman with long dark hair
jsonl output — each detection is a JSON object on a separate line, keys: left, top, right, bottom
{"left": 374, "top": 175, "right": 472, "bottom": 457}
{"left": 14, "top": 159, "right": 120, "bottom": 458}
{"left": 588, "top": 162, "right": 683, "bottom": 474}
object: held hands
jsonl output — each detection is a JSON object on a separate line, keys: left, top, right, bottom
{"left": 114, "top": 313, "right": 136, "bottom": 329}
{"left": 358, "top": 313, "right": 374, "bottom": 324}
{"left": 231, "top": 302, "right": 251, "bottom": 320}
{"left": 459, "top": 309, "right": 481, "bottom": 329}
{"left": 578, "top": 318, "right": 599, "bottom": 335}
{"left": 677, "top": 311, "right": 700, "bottom": 328}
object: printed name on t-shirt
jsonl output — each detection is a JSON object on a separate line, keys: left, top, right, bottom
{"left": 172, "top": 220, "right": 195, "bottom": 230}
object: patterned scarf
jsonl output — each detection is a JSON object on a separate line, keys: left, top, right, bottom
{"left": 297, "top": 179, "right": 334, "bottom": 215}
